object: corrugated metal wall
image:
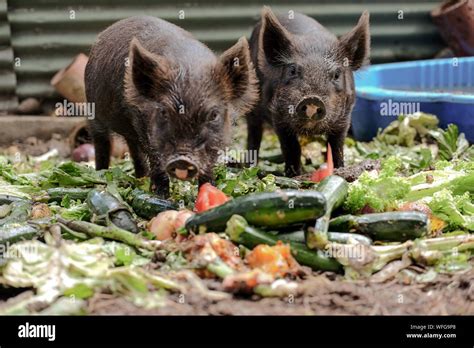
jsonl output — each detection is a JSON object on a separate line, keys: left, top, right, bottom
{"left": 5, "top": 0, "right": 444, "bottom": 104}
{"left": 0, "top": 0, "right": 17, "bottom": 111}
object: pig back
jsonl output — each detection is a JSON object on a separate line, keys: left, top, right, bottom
{"left": 85, "top": 16, "right": 217, "bottom": 126}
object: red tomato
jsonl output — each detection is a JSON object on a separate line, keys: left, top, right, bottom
{"left": 311, "top": 143, "right": 334, "bottom": 182}
{"left": 194, "top": 183, "right": 229, "bottom": 212}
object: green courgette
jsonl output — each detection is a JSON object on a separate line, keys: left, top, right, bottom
{"left": 326, "top": 232, "right": 373, "bottom": 245}
{"left": 274, "top": 176, "right": 301, "bottom": 189}
{"left": 0, "top": 204, "right": 11, "bottom": 219}
{"left": 0, "top": 194, "right": 28, "bottom": 205}
{"left": 127, "top": 189, "right": 177, "bottom": 220}
{"left": 0, "top": 223, "right": 40, "bottom": 245}
{"left": 0, "top": 201, "right": 31, "bottom": 227}
{"left": 86, "top": 189, "right": 138, "bottom": 233}
{"left": 329, "top": 211, "right": 429, "bottom": 242}
{"left": 225, "top": 215, "right": 341, "bottom": 272}
{"left": 186, "top": 189, "right": 327, "bottom": 233}
{"left": 273, "top": 230, "right": 372, "bottom": 246}
{"left": 47, "top": 187, "right": 91, "bottom": 202}
{"left": 306, "top": 175, "right": 348, "bottom": 249}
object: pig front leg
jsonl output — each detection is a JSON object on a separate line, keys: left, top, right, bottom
{"left": 275, "top": 125, "right": 302, "bottom": 177}
{"left": 89, "top": 122, "right": 111, "bottom": 170}
{"left": 246, "top": 111, "right": 264, "bottom": 167}
{"left": 150, "top": 166, "right": 170, "bottom": 198}
{"left": 125, "top": 138, "right": 149, "bottom": 178}
{"left": 328, "top": 131, "right": 346, "bottom": 168}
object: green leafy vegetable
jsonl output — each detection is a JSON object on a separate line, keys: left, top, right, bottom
{"left": 344, "top": 156, "right": 410, "bottom": 212}
{"left": 215, "top": 165, "right": 277, "bottom": 197}
{"left": 428, "top": 190, "right": 474, "bottom": 231}
{"left": 429, "top": 124, "right": 469, "bottom": 161}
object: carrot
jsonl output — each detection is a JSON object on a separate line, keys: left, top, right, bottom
{"left": 311, "top": 143, "right": 334, "bottom": 182}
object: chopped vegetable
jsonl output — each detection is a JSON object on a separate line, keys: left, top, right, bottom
{"left": 0, "top": 223, "right": 40, "bottom": 245}
{"left": 147, "top": 209, "right": 194, "bottom": 241}
{"left": 329, "top": 211, "right": 429, "bottom": 242}
{"left": 194, "top": 183, "right": 229, "bottom": 212}
{"left": 225, "top": 215, "right": 342, "bottom": 272}
{"left": 306, "top": 175, "right": 348, "bottom": 249}
{"left": 30, "top": 203, "right": 52, "bottom": 219}
{"left": 429, "top": 124, "right": 469, "bottom": 161}
{"left": 344, "top": 156, "right": 411, "bottom": 213}
{"left": 0, "top": 201, "right": 31, "bottom": 227}
{"left": 127, "top": 188, "right": 177, "bottom": 219}
{"left": 86, "top": 189, "right": 138, "bottom": 233}
{"left": 182, "top": 233, "right": 242, "bottom": 278}
{"left": 46, "top": 187, "right": 91, "bottom": 202}
{"left": 186, "top": 190, "right": 327, "bottom": 233}
{"left": 311, "top": 143, "right": 334, "bottom": 182}
{"left": 57, "top": 217, "right": 160, "bottom": 251}
{"left": 271, "top": 230, "right": 373, "bottom": 246}
{"left": 428, "top": 190, "right": 474, "bottom": 231}
{"left": 246, "top": 242, "right": 300, "bottom": 277}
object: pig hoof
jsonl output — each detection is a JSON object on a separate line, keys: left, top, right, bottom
{"left": 285, "top": 167, "right": 302, "bottom": 178}
{"left": 151, "top": 185, "right": 170, "bottom": 199}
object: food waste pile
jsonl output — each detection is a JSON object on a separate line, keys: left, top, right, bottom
{"left": 0, "top": 113, "right": 473, "bottom": 315}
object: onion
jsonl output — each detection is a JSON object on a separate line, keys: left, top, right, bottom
{"left": 147, "top": 210, "right": 179, "bottom": 241}
{"left": 173, "top": 210, "right": 194, "bottom": 230}
{"left": 72, "top": 143, "right": 95, "bottom": 162}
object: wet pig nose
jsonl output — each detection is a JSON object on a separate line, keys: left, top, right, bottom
{"left": 166, "top": 157, "right": 198, "bottom": 181}
{"left": 296, "top": 96, "right": 326, "bottom": 120}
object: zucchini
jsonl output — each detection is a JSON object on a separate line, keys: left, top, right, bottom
{"left": 0, "top": 223, "right": 40, "bottom": 245}
{"left": 326, "top": 232, "right": 372, "bottom": 246}
{"left": 0, "top": 201, "right": 31, "bottom": 227}
{"left": 273, "top": 230, "right": 372, "bottom": 246}
{"left": 329, "top": 211, "right": 429, "bottom": 242}
{"left": 274, "top": 176, "right": 301, "bottom": 189}
{"left": 0, "top": 194, "right": 28, "bottom": 205}
{"left": 0, "top": 204, "right": 12, "bottom": 219}
{"left": 47, "top": 187, "right": 91, "bottom": 202}
{"left": 127, "top": 189, "right": 177, "bottom": 220}
{"left": 306, "top": 175, "right": 348, "bottom": 249}
{"left": 186, "top": 189, "right": 327, "bottom": 233}
{"left": 225, "top": 215, "right": 341, "bottom": 272}
{"left": 86, "top": 189, "right": 138, "bottom": 233}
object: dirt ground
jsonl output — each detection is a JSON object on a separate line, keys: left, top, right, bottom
{"left": 0, "top": 135, "right": 71, "bottom": 158}
{"left": 87, "top": 266, "right": 474, "bottom": 315}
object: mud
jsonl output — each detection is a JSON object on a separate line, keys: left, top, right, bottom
{"left": 0, "top": 135, "right": 71, "bottom": 158}
{"left": 87, "top": 266, "right": 474, "bottom": 315}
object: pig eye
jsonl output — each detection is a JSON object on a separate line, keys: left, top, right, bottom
{"left": 333, "top": 68, "right": 342, "bottom": 81}
{"left": 288, "top": 64, "right": 298, "bottom": 76}
{"left": 209, "top": 110, "right": 221, "bottom": 122}
{"left": 286, "top": 64, "right": 299, "bottom": 78}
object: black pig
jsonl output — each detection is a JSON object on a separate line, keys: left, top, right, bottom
{"left": 247, "top": 7, "right": 370, "bottom": 176}
{"left": 85, "top": 16, "right": 258, "bottom": 196}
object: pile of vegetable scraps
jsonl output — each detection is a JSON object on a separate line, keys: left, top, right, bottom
{"left": 0, "top": 112, "right": 472, "bottom": 314}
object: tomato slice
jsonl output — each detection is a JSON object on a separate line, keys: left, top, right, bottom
{"left": 311, "top": 143, "right": 334, "bottom": 182}
{"left": 194, "top": 183, "right": 230, "bottom": 212}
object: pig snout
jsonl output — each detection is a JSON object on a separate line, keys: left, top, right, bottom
{"left": 166, "top": 156, "right": 199, "bottom": 181}
{"left": 296, "top": 96, "right": 326, "bottom": 121}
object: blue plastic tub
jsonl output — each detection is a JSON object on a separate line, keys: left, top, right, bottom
{"left": 352, "top": 57, "right": 474, "bottom": 142}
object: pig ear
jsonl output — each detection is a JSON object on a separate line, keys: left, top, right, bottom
{"left": 218, "top": 36, "right": 259, "bottom": 115}
{"left": 338, "top": 11, "right": 370, "bottom": 70}
{"left": 259, "top": 6, "right": 294, "bottom": 68}
{"left": 124, "top": 38, "right": 171, "bottom": 104}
